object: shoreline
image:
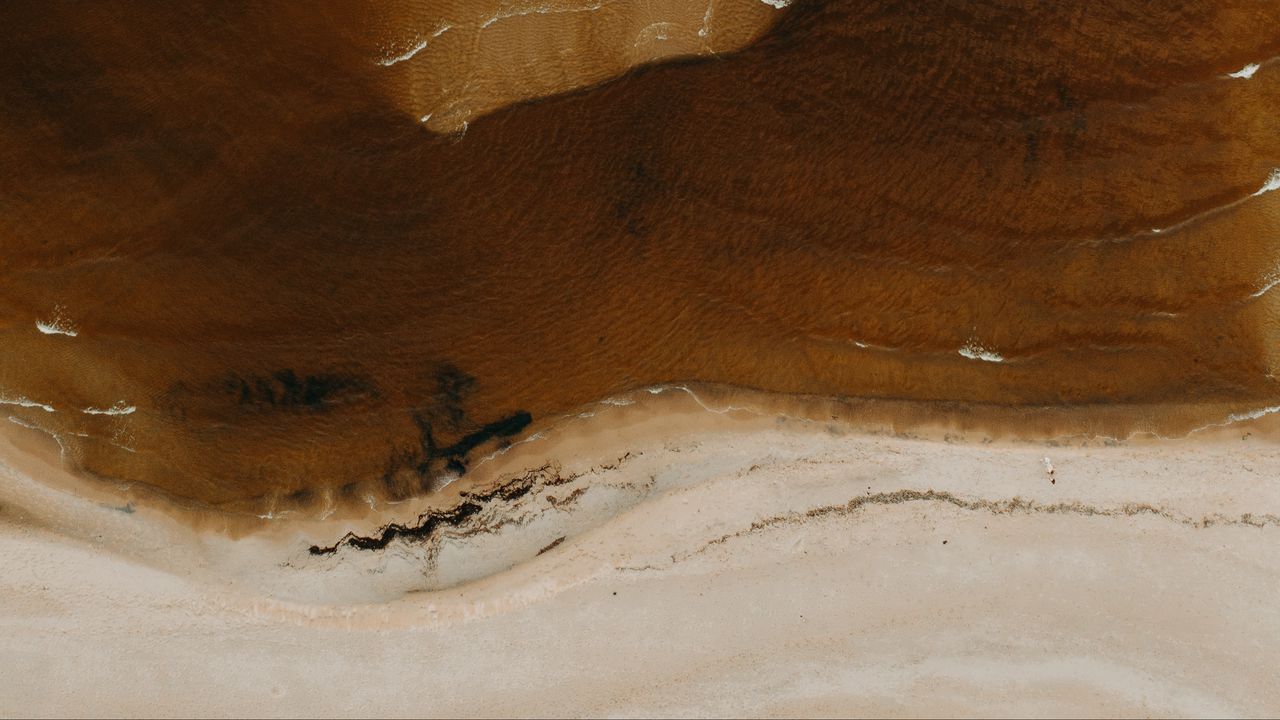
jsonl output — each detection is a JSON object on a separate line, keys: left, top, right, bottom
{"left": 4, "top": 380, "right": 1280, "bottom": 531}
{"left": 3, "top": 387, "right": 1280, "bottom": 714}
{"left": 3, "top": 384, "right": 1280, "bottom": 603}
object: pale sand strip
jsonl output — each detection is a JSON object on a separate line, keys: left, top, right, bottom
{"left": 369, "top": 0, "right": 782, "bottom": 134}
{"left": 2, "top": 393, "right": 1279, "bottom": 716}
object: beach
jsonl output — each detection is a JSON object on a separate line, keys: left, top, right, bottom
{"left": 5, "top": 0, "right": 1280, "bottom": 714}
{"left": 3, "top": 390, "right": 1279, "bottom": 716}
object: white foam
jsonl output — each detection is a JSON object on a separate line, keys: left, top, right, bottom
{"left": 958, "top": 339, "right": 1004, "bottom": 363}
{"left": 1250, "top": 270, "right": 1280, "bottom": 299}
{"left": 0, "top": 395, "right": 56, "bottom": 413}
{"left": 378, "top": 38, "right": 429, "bottom": 67}
{"left": 36, "top": 304, "right": 78, "bottom": 337}
{"left": 1189, "top": 404, "right": 1280, "bottom": 434}
{"left": 7, "top": 416, "right": 42, "bottom": 430}
{"left": 470, "top": 430, "right": 549, "bottom": 470}
{"left": 35, "top": 321, "right": 77, "bottom": 337}
{"left": 481, "top": 2, "right": 604, "bottom": 30}
{"left": 845, "top": 336, "right": 903, "bottom": 352}
{"left": 634, "top": 21, "right": 673, "bottom": 46}
{"left": 82, "top": 402, "right": 137, "bottom": 416}
{"left": 1085, "top": 167, "right": 1280, "bottom": 245}
{"left": 1228, "top": 63, "right": 1260, "bottom": 79}
{"left": 698, "top": 2, "right": 713, "bottom": 38}
{"left": 758, "top": 0, "right": 792, "bottom": 7}
{"left": 599, "top": 398, "right": 636, "bottom": 407}
{"left": 1252, "top": 168, "right": 1280, "bottom": 197}
{"left": 646, "top": 383, "right": 761, "bottom": 416}
{"left": 1212, "top": 406, "right": 1279, "bottom": 429}
{"left": 7, "top": 416, "right": 70, "bottom": 460}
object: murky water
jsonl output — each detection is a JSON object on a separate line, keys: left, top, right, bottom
{"left": 2, "top": 0, "right": 1279, "bottom": 514}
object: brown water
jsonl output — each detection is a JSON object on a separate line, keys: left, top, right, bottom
{"left": 2, "top": 0, "right": 1280, "bottom": 515}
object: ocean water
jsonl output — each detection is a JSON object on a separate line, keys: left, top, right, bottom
{"left": 2, "top": 0, "right": 1279, "bottom": 514}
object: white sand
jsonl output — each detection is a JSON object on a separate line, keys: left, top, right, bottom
{"left": 2, "top": 392, "right": 1279, "bottom": 717}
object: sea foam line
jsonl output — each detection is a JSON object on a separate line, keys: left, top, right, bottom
{"left": 35, "top": 320, "right": 77, "bottom": 337}
{"left": 35, "top": 304, "right": 79, "bottom": 337}
{"left": 35, "top": 305, "right": 79, "bottom": 337}
{"left": 1249, "top": 270, "right": 1280, "bottom": 299}
{"left": 958, "top": 338, "right": 1004, "bottom": 363}
{"left": 480, "top": 2, "right": 605, "bottom": 30}
{"left": 1228, "top": 63, "right": 1260, "bottom": 79}
{"left": 698, "top": 1, "right": 713, "bottom": 39}
{"left": 1076, "top": 167, "right": 1280, "bottom": 247}
{"left": 1130, "top": 167, "right": 1280, "bottom": 240}
{"left": 377, "top": 38, "right": 429, "bottom": 66}
{"left": 1188, "top": 404, "right": 1280, "bottom": 434}
{"left": 83, "top": 402, "right": 137, "bottom": 416}
{"left": 376, "top": 24, "right": 449, "bottom": 67}
{"left": 464, "top": 383, "right": 805, "bottom": 487}
{"left": 0, "top": 394, "right": 56, "bottom": 413}
{"left": 1224, "top": 54, "right": 1280, "bottom": 80}
{"left": 1252, "top": 168, "right": 1280, "bottom": 197}
{"left": 7, "top": 416, "right": 71, "bottom": 461}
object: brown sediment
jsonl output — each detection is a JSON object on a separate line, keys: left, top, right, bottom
{"left": 2, "top": 0, "right": 1280, "bottom": 515}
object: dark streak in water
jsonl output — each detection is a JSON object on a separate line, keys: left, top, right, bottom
{"left": 223, "top": 370, "right": 377, "bottom": 413}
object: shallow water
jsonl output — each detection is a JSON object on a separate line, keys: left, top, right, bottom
{"left": 2, "top": 0, "right": 1279, "bottom": 514}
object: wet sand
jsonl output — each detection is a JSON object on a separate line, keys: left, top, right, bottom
{"left": 3, "top": 393, "right": 1279, "bottom": 716}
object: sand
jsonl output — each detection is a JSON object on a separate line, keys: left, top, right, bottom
{"left": 2, "top": 390, "right": 1280, "bottom": 717}
{"left": 369, "top": 0, "right": 783, "bottom": 133}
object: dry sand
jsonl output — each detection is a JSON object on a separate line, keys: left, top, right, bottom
{"left": 2, "top": 389, "right": 1279, "bottom": 717}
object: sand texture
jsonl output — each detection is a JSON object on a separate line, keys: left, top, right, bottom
{"left": 6, "top": 0, "right": 1280, "bottom": 715}
{"left": 2, "top": 392, "right": 1279, "bottom": 717}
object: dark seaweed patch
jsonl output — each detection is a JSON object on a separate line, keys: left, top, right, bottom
{"left": 537, "top": 536, "right": 566, "bottom": 555}
{"left": 440, "top": 411, "right": 533, "bottom": 460}
{"left": 430, "top": 364, "right": 476, "bottom": 431}
{"left": 309, "top": 455, "right": 635, "bottom": 556}
{"left": 406, "top": 365, "right": 533, "bottom": 479}
{"left": 309, "top": 464, "right": 551, "bottom": 555}
{"left": 222, "top": 369, "right": 376, "bottom": 411}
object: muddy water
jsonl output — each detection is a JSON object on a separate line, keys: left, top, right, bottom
{"left": 2, "top": 0, "right": 1279, "bottom": 514}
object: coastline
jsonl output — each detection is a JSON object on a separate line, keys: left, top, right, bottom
{"left": 4, "top": 388, "right": 1280, "bottom": 714}
{"left": 6, "top": 0, "right": 1280, "bottom": 713}
{"left": 5, "top": 380, "right": 1280, "bottom": 535}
